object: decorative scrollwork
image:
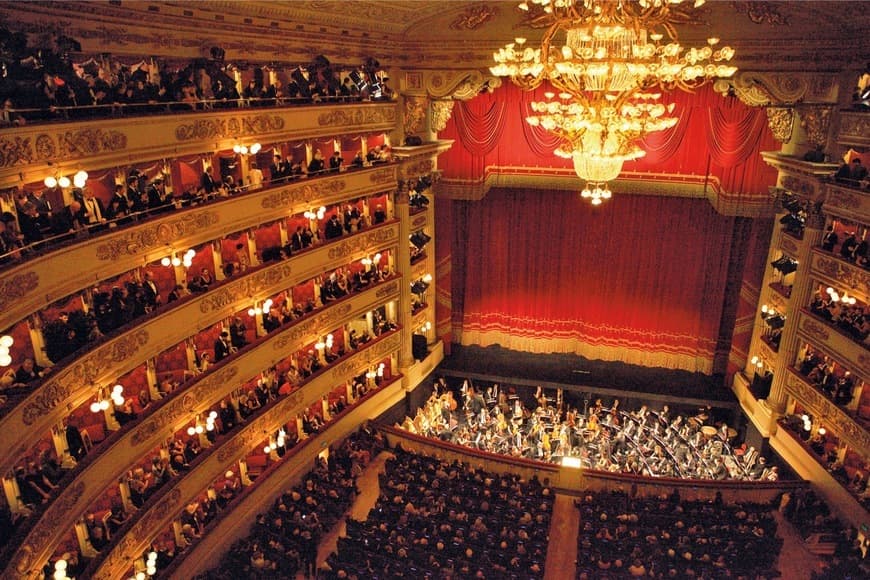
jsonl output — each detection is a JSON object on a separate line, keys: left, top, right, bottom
{"left": 272, "top": 303, "right": 354, "bottom": 351}
{"left": 175, "top": 114, "right": 284, "bottom": 141}
{"left": 317, "top": 107, "right": 397, "bottom": 127}
{"left": 199, "top": 264, "right": 293, "bottom": 314}
{"left": 800, "top": 317, "right": 830, "bottom": 342}
{"left": 57, "top": 128, "right": 128, "bottom": 157}
{"left": 449, "top": 4, "right": 498, "bottom": 30}
{"left": 403, "top": 96, "right": 428, "bottom": 136}
{"left": 330, "top": 332, "right": 402, "bottom": 379}
{"left": 798, "top": 106, "right": 832, "bottom": 147}
{"left": 814, "top": 256, "right": 869, "bottom": 298}
{"left": 765, "top": 107, "right": 794, "bottom": 143}
{"left": 96, "top": 211, "right": 219, "bottom": 260}
{"left": 368, "top": 168, "right": 395, "bottom": 185}
{"left": 21, "top": 330, "right": 149, "bottom": 425}
{"left": 0, "top": 271, "right": 39, "bottom": 313}
{"left": 327, "top": 227, "right": 397, "bottom": 260}
{"left": 260, "top": 180, "right": 346, "bottom": 210}
{"left": 430, "top": 100, "right": 455, "bottom": 132}
{"left": 0, "top": 136, "right": 35, "bottom": 168}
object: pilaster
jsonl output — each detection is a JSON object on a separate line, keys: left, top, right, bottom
{"left": 394, "top": 182, "right": 414, "bottom": 370}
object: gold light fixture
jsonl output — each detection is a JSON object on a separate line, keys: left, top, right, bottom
{"left": 233, "top": 142, "right": 262, "bottom": 156}
{"left": 491, "top": 0, "right": 737, "bottom": 203}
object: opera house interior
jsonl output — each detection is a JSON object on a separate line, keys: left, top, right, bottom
{"left": 0, "top": 1, "right": 869, "bottom": 578}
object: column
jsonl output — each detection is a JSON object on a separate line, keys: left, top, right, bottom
{"left": 394, "top": 181, "right": 414, "bottom": 369}
{"left": 767, "top": 212, "right": 825, "bottom": 415}
{"left": 26, "top": 313, "right": 51, "bottom": 368}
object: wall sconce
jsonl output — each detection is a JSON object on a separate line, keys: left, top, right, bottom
{"left": 361, "top": 253, "right": 382, "bottom": 267}
{"left": 826, "top": 286, "right": 857, "bottom": 305}
{"left": 304, "top": 206, "right": 326, "bottom": 220}
{"left": 53, "top": 557, "right": 70, "bottom": 580}
{"left": 90, "top": 384, "right": 124, "bottom": 413}
{"left": 410, "top": 230, "right": 432, "bottom": 249}
{"left": 263, "top": 428, "right": 287, "bottom": 454}
{"left": 411, "top": 275, "right": 431, "bottom": 295}
{"left": 161, "top": 249, "right": 195, "bottom": 268}
{"left": 186, "top": 411, "right": 217, "bottom": 436}
{"left": 418, "top": 321, "right": 432, "bottom": 333}
{"left": 0, "top": 334, "right": 13, "bottom": 367}
{"left": 818, "top": 427, "right": 826, "bottom": 436}
{"left": 145, "top": 550, "right": 158, "bottom": 577}
{"left": 749, "top": 355, "right": 765, "bottom": 371}
{"left": 760, "top": 305, "right": 785, "bottom": 329}
{"left": 248, "top": 298, "right": 274, "bottom": 317}
{"left": 233, "top": 142, "right": 262, "bottom": 156}
{"left": 44, "top": 170, "right": 88, "bottom": 189}
{"left": 314, "top": 333, "right": 334, "bottom": 351}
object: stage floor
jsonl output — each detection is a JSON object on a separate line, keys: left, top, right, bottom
{"left": 436, "top": 344, "right": 735, "bottom": 407}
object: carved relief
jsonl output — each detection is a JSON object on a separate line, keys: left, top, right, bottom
{"left": 765, "top": 107, "right": 794, "bottom": 143}
{"left": 375, "top": 281, "right": 399, "bottom": 299}
{"left": 96, "top": 211, "right": 219, "bottom": 260}
{"left": 824, "top": 190, "right": 862, "bottom": 212}
{"left": 838, "top": 112, "right": 870, "bottom": 147}
{"left": 0, "top": 128, "right": 127, "bottom": 168}
{"left": 449, "top": 4, "right": 498, "bottom": 30}
{"left": 199, "top": 265, "right": 293, "bottom": 314}
{"left": 732, "top": 2, "right": 789, "bottom": 26}
{"left": 260, "top": 180, "right": 346, "bottom": 210}
{"left": 21, "top": 330, "right": 149, "bottom": 425}
{"left": 317, "top": 107, "right": 397, "bottom": 128}
{"left": 800, "top": 317, "right": 830, "bottom": 342}
{"left": 403, "top": 96, "right": 428, "bottom": 136}
{"left": 368, "top": 168, "right": 395, "bottom": 185}
{"left": 399, "top": 158, "right": 434, "bottom": 181}
{"left": 327, "top": 227, "right": 397, "bottom": 260}
{"left": 430, "top": 100, "right": 455, "bottom": 132}
{"left": 780, "top": 175, "right": 816, "bottom": 197}
{"left": 272, "top": 303, "right": 354, "bottom": 350}
{"left": 798, "top": 106, "right": 832, "bottom": 147}
{"left": 813, "top": 256, "right": 869, "bottom": 299}
{"left": 780, "top": 237, "right": 798, "bottom": 255}
{"left": 131, "top": 366, "right": 239, "bottom": 446}
{"left": 0, "top": 271, "right": 39, "bottom": 312}
{"left": 411, "top": 215, "right": 427, "bottom": 228}
{"left": 330, "top": 332, "right": 401, "bottom": 379}
{"left": 175, "top": 115, "right": 285, "bottom": 141}
{"left": 12, "top": 481, "right": 85, "bottom": 574}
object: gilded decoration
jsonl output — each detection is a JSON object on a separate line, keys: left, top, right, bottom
{"left": 430, "top": 100, "right": 455, "bottom": 132}
{"left": 272, "top": 303, "right": 354, "bottom": 350}
{"left": 449, "top": 4, "right": 498, "bottom": 30}
{"left": 0, "top": 271, "right": 39, "bottom": 312}
{"left": 731, "top": 2, "right": 789, "bottom": 26}
{"left": 13, "top": 481, "right": 86, "bottom": 575}
{"left": 368, "top": 168, "right": 395, "bottom": 185}
{"left": 800, "top": 317, "right": 830, "bottom": 342}
{"left": 824, "top": 190, "right": 862, "bottom": 212}
{"left": 21, "top": 330, "right": 149, "bottom": 426}
{"left": 317, "top": 107, "right": 397, "bottom": 128}
{"left": 376, "top": 281, "right": 399, "bottom": 299}
{"left": 198, "top": 264, "right": 293, "bottom": 314}
{"left": 0, "top": 128, "right": 126, "bottom": 168}
{"left": 97, "top": 488, "right": 183, "bottom": 579}
{"left": 96, "top": 211, "right": 219, "bottom": 261}
{"left": 813, "top": 256, "right": 869, "bottom": 299}
{"left": 799, "top": 106, "right": 832, "bottom": 147}
{"left": 766, "top": 108, "right": 794, "bottom": 143}
{"left": 403, "top": 96, "right": 428, "bottom": 136}
{"left": 131, "top": 366, "right": 239, "bottom": 446}
{"left": 411, "top": 214, "right": 427, "bottom": 228}
{"left": 837, "top": 112, "right": 870, "bottom": 147}
{"left": 174, "top": 114, "right": 285, "bottom": 141}
{"left": 260, "top": 180, "right": 346, "bottom": 210}
{"left": 779, "top": 237, "right": 798, "bottom": 256}
{"left": 399, "top": 158, "right": 434, "bottom": 181}
{"left": 330, "top": 332, "right": 401, "bottom": 379}
{"left": 327, "top": 227, "right": 397, "bottom": 260}
{"left": 780, "top": 175, "right": 815, "bottom": 197}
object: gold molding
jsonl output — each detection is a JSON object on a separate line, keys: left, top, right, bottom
{"left": 766, "top": 107, "right": 795, "bottom": 143}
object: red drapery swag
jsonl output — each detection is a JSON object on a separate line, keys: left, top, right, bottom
{"left": 449, "top": 190, "right": 746, "bottom": 373}
{"left": 439, "top": 83, "right": 778, "bottom": 202}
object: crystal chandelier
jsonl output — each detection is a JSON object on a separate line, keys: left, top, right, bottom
{"left": 490, "top": 0, "right": 737, "bottom": 204}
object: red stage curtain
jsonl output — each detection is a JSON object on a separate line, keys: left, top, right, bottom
{"left": 439, "top": 83, "right": 778, "bottom": 203}
{"left": 450, "top": 190, "right": 742, "bottom": 373}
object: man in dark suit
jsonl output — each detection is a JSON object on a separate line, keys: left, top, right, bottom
{"left": 51, "top": 201, "right": 87, "bottom": 240}
{"left": 324, "top": 214, "right": 343, "bottom": 239}
{"left": 27, "top": 189, "right": 52, "bottom": 219}
{"left": 106, "top": 183, "right": 130, "bottom": 222}
{"left": 213, "top": 331, "right": 233, "bottom": 362}
{"left": 79, "top": 189, "right": 108, "bottom": 231}
{"left": 270, "top": 155, "right": 285, "bottom": 183}
{"left": 201, "top": 168, "right": 217, "bottom": 196}
{"left": 141, "top": 271, "right": 161, "bottom": 309}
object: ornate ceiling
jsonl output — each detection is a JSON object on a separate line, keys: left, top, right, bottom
{"left": 1, "top": 1, "right": 868, "bottom": 73}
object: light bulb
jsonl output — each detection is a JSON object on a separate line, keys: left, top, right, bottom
{"left": 818, "top": 427, "right": 826, "bottom": 435}
{"left": 187, "top": 426, "right": 196, "bottom": 436}
{"left": 0, "top": 354, "right": 11, "bottom": 367}
{"left": 113, "top": 384, "right": 123, "bottom": 394}
{"left": 195, "top": 425, "right": 204, "bottom": 434}
{"left": 55, "top": 560, "right": 67, "bottom": 571}
{"left": 44, "top": 176, "right": 58, "bottom": 188}
{"left": 90, "top": 402, "right": 101, "bottom": 413}
{"left": 171, "top": 257, "right": 182, "bottom": 267}
{"left": 209, "top": 411, "right": 218, "bottom": 419}
{"left": 248, "top": 308, "right": 257, "bottom": 316}
{"left": 263, "top": 445, "right": 271, "bottom": 454}
{"left": 53, "top": 571, "right": 66, "bottom": 580}
{"left": 75, "top": 170, "right": 88, "bottom": 181}
{"left": 185, "top": 249, "right": 196, "bottom": 259}
{"left": 73, "top": 175, "right": 87, "bottom": 188}
{"left": 58, "top": 176, "right": 71, "bottom": 188}
{"left": 135, "top": 572, "right": 146, "bottom": 580}
{"left": 233, "top": 145, "right": 242, "bottom": 154}
{"left": 251, "top": 143, "right": 262, "bottom": 154}
{"left": 0, "top": 335, "right": 13, "bottom": 348}
{"left": 206, "top": 423, "right": 214, "bottom": 431}
{"left": 240, "top": 145, "right": 249, "bottom": 155}
{"left": 99, "top": 399, "right": 110, "bottom": 411}
{"left": 161, "top": 257, "right": 171, "bottom": 267}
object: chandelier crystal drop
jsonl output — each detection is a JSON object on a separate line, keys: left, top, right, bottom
{"left": 491, "top": 0, "right": 737, "bottom": 204}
